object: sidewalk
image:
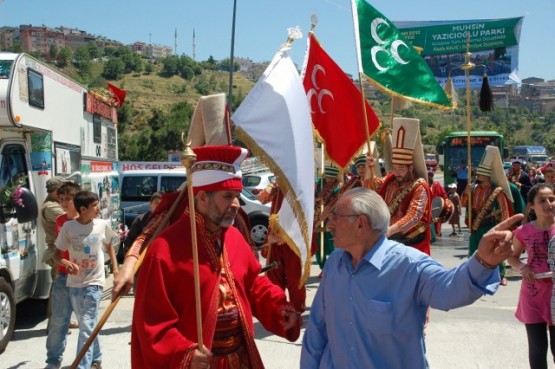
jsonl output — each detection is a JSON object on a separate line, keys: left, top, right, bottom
{"left": 4, "top": 228, "right": 551, "bottom": 368}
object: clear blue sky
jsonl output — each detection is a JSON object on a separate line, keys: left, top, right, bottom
{"left": 1, "top": 0, "right": 553, "bottom": 81}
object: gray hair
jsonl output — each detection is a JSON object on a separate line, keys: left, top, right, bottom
{"left": 343, "top": 187, "right": 390, "bottom": 236}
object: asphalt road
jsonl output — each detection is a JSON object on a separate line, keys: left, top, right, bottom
{"left": 3, "top": 224, "right": 552, "bottom": 369}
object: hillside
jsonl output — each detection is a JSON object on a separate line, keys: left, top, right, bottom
{"left": 56, "top": 57, "right": 555, "bottom": 159}
{"left": 118, "top": 69, "right": 254, "bottom": 119}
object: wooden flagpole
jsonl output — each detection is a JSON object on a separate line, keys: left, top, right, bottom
{"left": 460, "top": 34, "right": 475, "bottom": 232}
{"left": 350, "top": 3, "right": 376, "bottom": 188}
{"left": 181, "top": 145, "right": 204, "bottom": 351}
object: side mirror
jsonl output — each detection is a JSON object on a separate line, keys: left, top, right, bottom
{"left": 13, "top": 187, "right": 38, "bottom": 223}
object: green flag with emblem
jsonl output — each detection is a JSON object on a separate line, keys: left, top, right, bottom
{"left": 351, "top": 0, "right": 452, "bottom": 109}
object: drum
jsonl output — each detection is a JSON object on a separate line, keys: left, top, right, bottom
{"left": 431, "top": 197, "right": 454, "bottom": 223}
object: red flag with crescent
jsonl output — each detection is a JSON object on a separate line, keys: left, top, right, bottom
{"left": 302, "top": 33, "right": 380, "bottom": 169}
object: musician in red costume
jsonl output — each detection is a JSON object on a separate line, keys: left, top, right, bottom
{"left": 258, "top": 180, "right": 305, "bottom": 313}
{"left": 131, "top": 145, "right": 300, "bottom": 369}
{"left": 428, "top": 170, "right": 448, "bottom": 238}
{"left": 366, "top": 118, "right": 433, "bottom": 255}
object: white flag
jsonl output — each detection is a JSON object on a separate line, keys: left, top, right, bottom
{"left": 232, "top": 48, "right": 315, "bottom": 285}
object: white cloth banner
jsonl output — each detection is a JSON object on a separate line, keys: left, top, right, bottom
{"left": 232, "top": 48, "right": 314, "bottom": 283}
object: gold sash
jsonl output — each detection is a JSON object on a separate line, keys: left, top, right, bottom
{"left": 471, "top": 186, "right": 503, "bottom": 232}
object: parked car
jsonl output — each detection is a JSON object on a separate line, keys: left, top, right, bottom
{"left": 242, "top": 171, "right": 276, "bottom": 195}
{"left": 239, "top": 188, "right": 271, "bottom": 247}
{"left": 425, "top": 153, "right": 438, "bottom": 172}
{"left": 121, "top": 188, "right": 271, "bottom": 247}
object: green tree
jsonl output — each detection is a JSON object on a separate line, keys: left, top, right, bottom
{"left": 144, "top": 62, "right": 154, "bottom": 74}
{"left": 161, "top": 55, "right": 179, "bottom": 76}
{"left": 103, "top": 58, "right": 125, "bottom": 79}
{"left": 57, "top": 47, "right": 72, "bottom": 67}
{"left": 87, "top": 42, "right": 101, "bottom": 59}
{"left": 48, "top": 44, "right": 58, "bottom": 60}
{"left": 73, "top": 47, "right": 92, "bottom": 75}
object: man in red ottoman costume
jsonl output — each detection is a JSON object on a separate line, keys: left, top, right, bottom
{"left": 131, "top": 145, "right": 301, "bottom": 369}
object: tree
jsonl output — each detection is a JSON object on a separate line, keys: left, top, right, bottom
{"left": 144, "top": 62, "right": 154, "bottom": 74}
{"left": 73, "top": 47, "right": 92, "bottom": 75}
{"left": 87, "top": 42, "right": 101, "bottom": 60}
{"left": 57, "top": 47, "right": 72, "bottom": 67}
{"left": 48, "top": 44, "right": 58, "bottom": 61}
{"left": 161, "top": 55, "right": 179, "bottom": 76}
{"left": 103, "top": 58, "right": 125, "bottom": 79}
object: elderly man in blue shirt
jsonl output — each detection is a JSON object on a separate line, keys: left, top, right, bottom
{"left": 301, "top": 187, "right": 523, "bottom": 369}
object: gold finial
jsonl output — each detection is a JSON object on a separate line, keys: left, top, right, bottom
{"left": 181, "top": 132, "right": 197, "bottom": 169}
{"left": 460, "top": 33, "right": 475, "bottom": 71}
{"left": 280, "top": 26, "right": 302, "bottom": 50}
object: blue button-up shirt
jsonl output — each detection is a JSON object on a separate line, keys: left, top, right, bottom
{"left": 301, "top": 236, "right": 500, "bottom": 369}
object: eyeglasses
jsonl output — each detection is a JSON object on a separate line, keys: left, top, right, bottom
{"left": 329, "top": 211, "right": 360, "bottom": 221}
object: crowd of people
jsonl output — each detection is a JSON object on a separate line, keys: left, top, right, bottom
{"left": 39, "top": 102, "right": 555, "bottom": 369}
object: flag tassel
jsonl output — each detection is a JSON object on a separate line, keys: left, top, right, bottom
{"left": 479, "top": 73, "right": 493, "bottom": 112}
{"left": 443, "top": 76, "right": 458, "bottom": 109}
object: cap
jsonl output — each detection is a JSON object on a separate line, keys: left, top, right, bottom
{"left": 46, "top": 176, "right": 63, "bottom": 192}
{"left": 391, "top": 117, "right": 427, "bottom": 180}
{"left": 476, "top": 145, "right": 513, "bottom": 202}
{"left": 448, "top": 183, "right": 457, "bottom": 189}
{"left": 324, "top": 165, "right": 340, "bottom": 178}
{"left": 511, "top": 158, "right": 522, "bottom": 164}
{"left": 187, "top": 93, "right": 230, "bottom": 148}
{"left": 191, "top": 145, "right": 248, "bottom": 194}
{"left": 354, "top": 155, "right": 366, "bottom": 168}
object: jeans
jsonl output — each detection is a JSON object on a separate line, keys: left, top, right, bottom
{"left": 45, "top": 273, "right": 72, "bottom": 367}
{"left": 69, "top": 285, "right": 103, "bottom": 369}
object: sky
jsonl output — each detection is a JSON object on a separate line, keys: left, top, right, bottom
{"left": 1, "top": 0, "right": 554, "bottom": 81}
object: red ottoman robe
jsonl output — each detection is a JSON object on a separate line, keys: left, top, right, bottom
{"left": 131, "top": 209, "right": 300, "bottom": 369}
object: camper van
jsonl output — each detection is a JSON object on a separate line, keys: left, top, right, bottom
{"left": 0, "top": 52, "right": 119, "bottom": 353}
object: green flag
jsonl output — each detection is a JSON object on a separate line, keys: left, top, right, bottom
{"left": 352, "top": 0, "right": 452, "bottom": 109}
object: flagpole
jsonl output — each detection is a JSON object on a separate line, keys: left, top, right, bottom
{"left": 350, "top": 0, "right": 376, "bottom": 188}
{"left": 319, "top": 143, "right": 325, "bottom": 262}
{"left": 460, "top": 34, "right": 475, "bottom": 233}
{"left": 181, "top": 145, "right": 204, "bottom": 351}
{"left": 227, "top": 0, "right": 238, "bottom": 112}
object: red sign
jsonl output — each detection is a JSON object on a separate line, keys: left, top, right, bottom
{"left": 91, "top": 161, "right": 113, "bottom": 173}
{"left": 85, "top": 93, "right": 118, "bottom": 123}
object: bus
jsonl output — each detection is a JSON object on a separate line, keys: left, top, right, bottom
{"left": 437, "top": 131, "right": 506, "bottom": 187}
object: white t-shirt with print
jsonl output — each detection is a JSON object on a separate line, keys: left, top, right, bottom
{"left": 55, "top": 218, "right": 117, "bottom": 288}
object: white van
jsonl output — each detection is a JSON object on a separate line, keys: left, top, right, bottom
{"left": 119, "top": 169, "right": 270, "bottom": 246}
{"left": 120, "top": 169, "right": 185, "bottom": 211}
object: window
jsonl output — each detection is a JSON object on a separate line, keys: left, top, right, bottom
{"left": 0, "top": 144, "right": 29, "bottom": 190}
{"left": 121, "top": 175, "right": 157, "bottom": 202}
{"left": 28, "top": 69, "right": 44, "bottom": 109}
{"left": 0, "top": 60, "right": 13, "bottom": 79}
{"left": 160, "top": 175, "right": 185, "bottom": 193}
{"left": 93, "top": 114, "right": 101, "bottom": 144}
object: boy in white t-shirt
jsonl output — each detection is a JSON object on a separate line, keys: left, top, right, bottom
{"left": 54, "top": 191, "right": 119, "bottom": 369}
